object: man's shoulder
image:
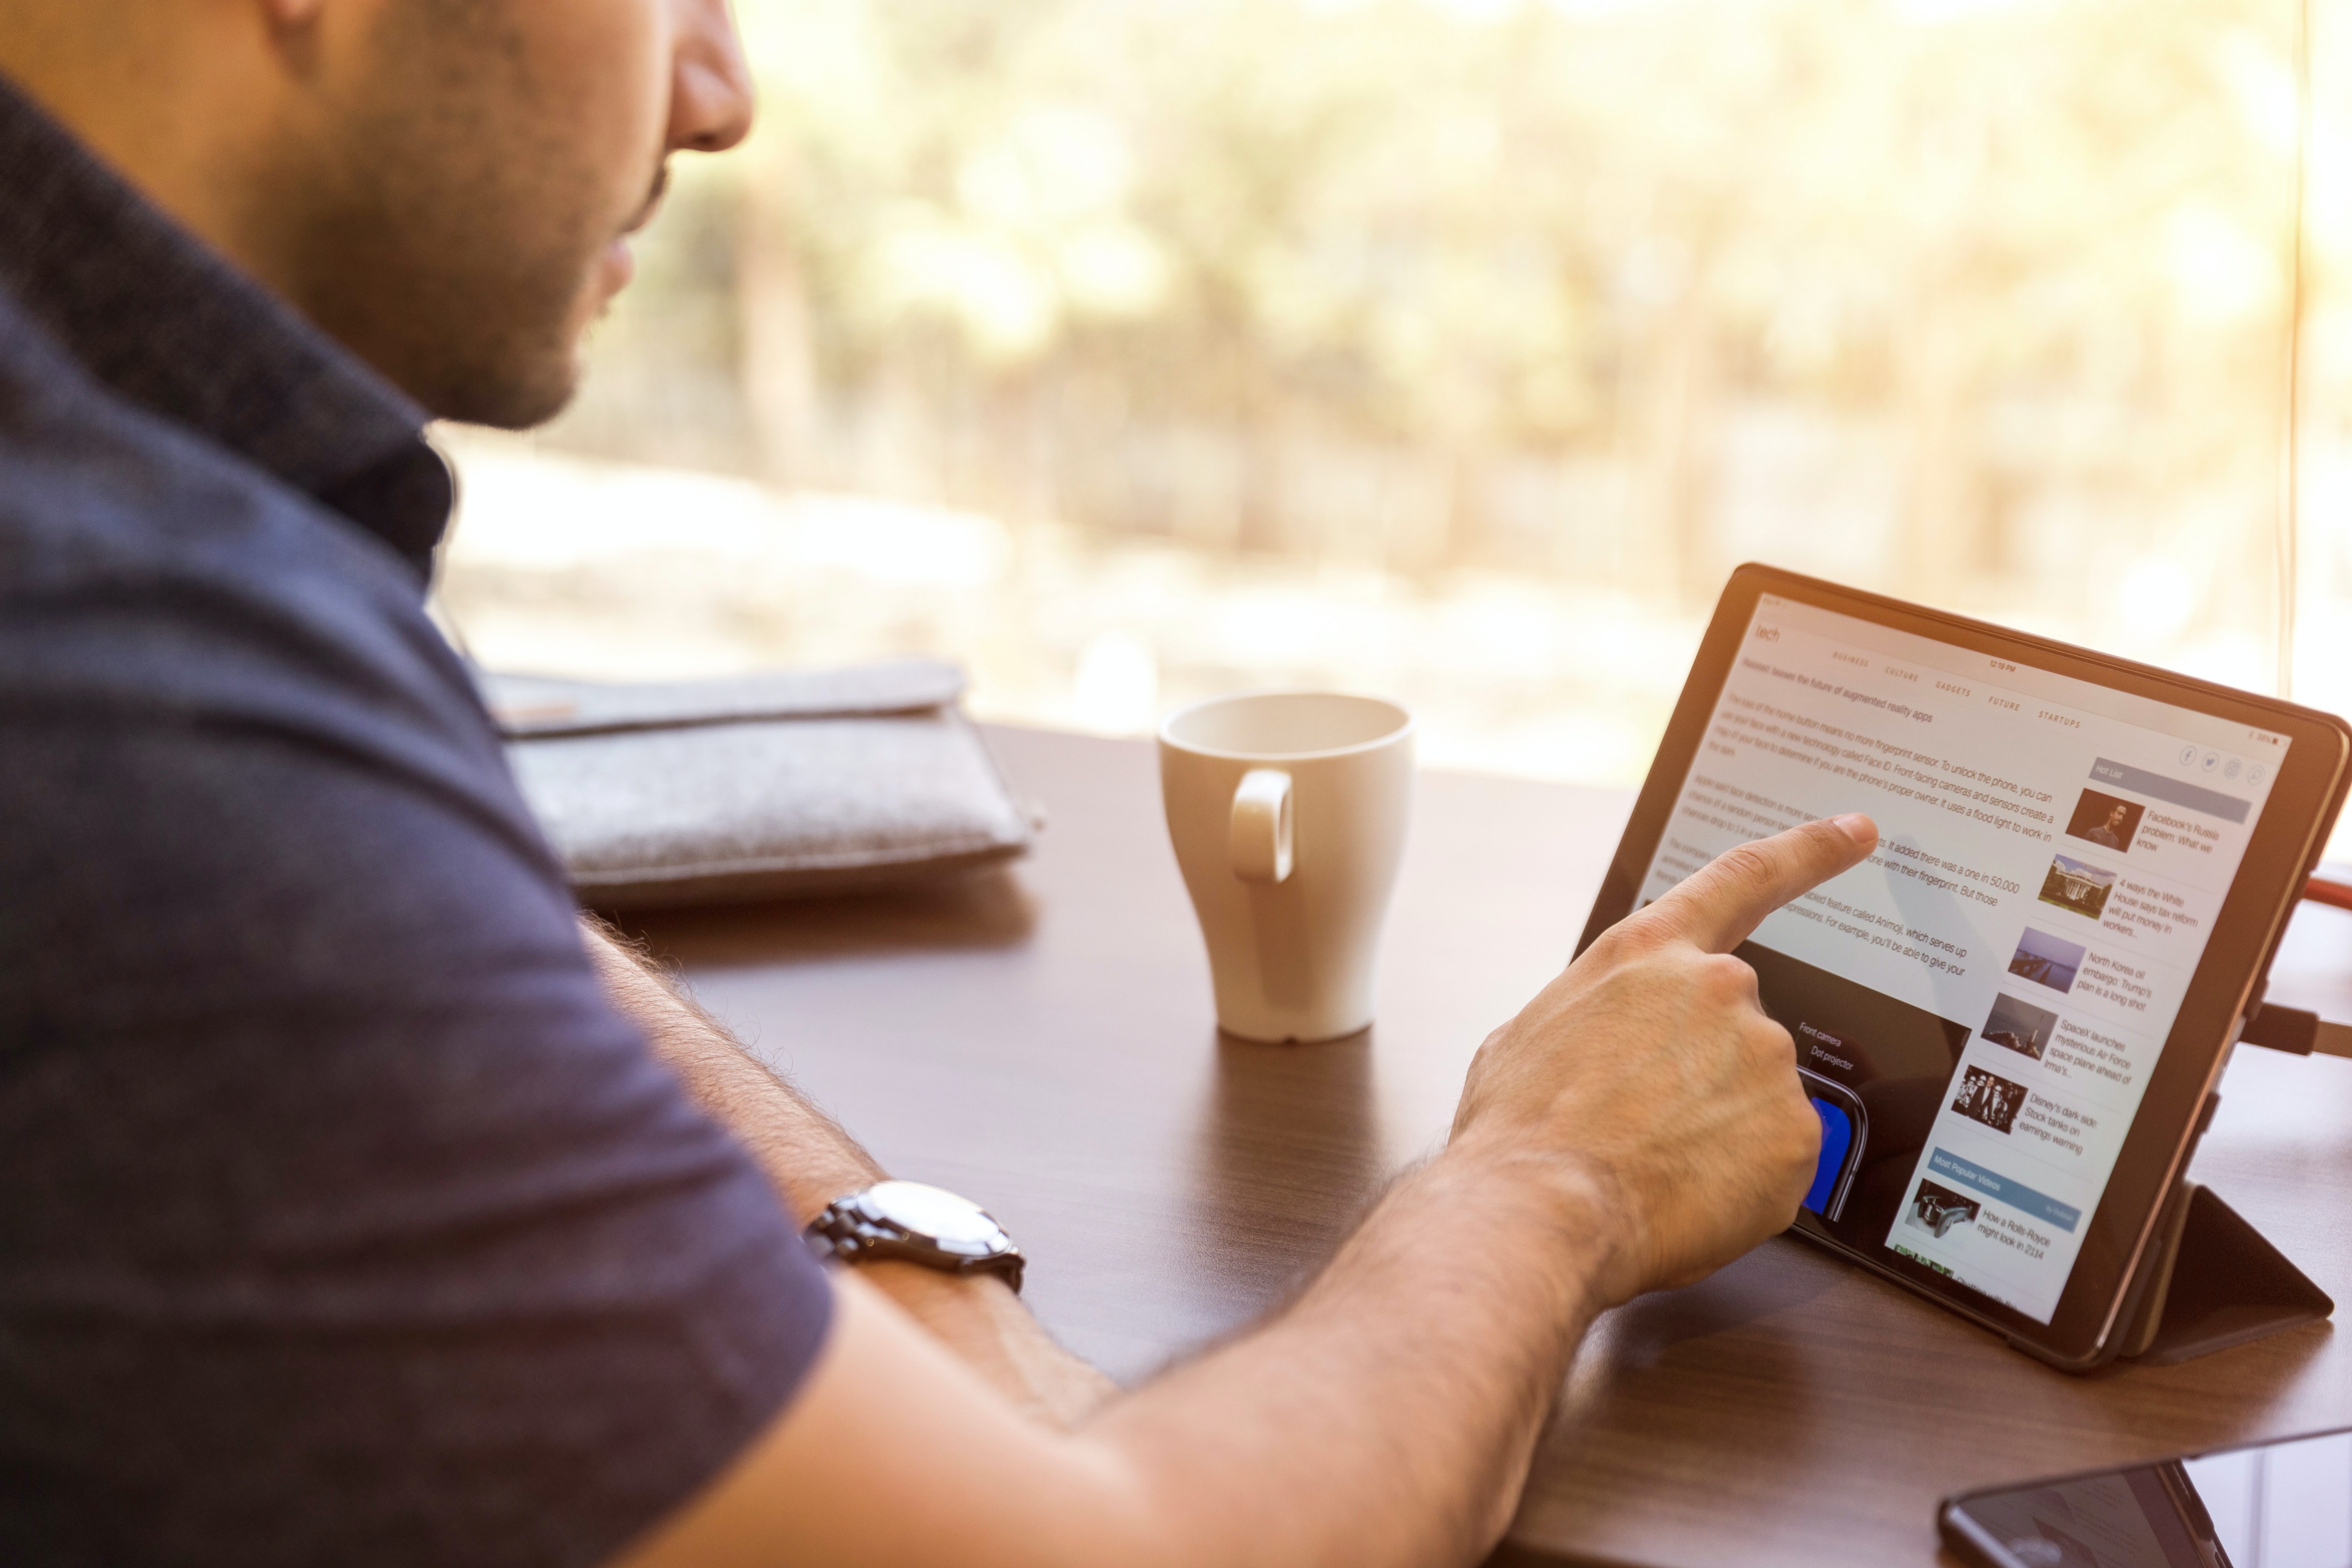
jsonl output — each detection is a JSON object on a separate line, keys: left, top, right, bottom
{"left": 0, "top": 288, "right": 418, "bottom": 600}
{"left": 0, "top": 288, "right": 491, "bottom": 770}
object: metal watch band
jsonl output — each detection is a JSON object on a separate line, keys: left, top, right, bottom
{"left": 804, "top": 1188, "right": 1026, "bottom": 1294}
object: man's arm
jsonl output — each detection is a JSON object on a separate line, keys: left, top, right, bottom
{"left": 617, "top": 815, "right": 1877, "bottom": 1568}
{"left": 582, "top": 920, "right": 1117, "bottom": 1427}
{"left": 581, "top": 923, "right": 882, "bottom": 1225}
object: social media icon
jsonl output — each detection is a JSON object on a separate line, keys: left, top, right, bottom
{"left": 2249, "top": 764, "right": 2268, "bottom": 786}
{"left": 2223, "top": 756, "right": 2242, "bottom": 780}
{"left": 2179, "top": 744, "right": 2199, "bottom": 767}
{"left": 2201, "top": 750, "right": 2220, "bottom": 773}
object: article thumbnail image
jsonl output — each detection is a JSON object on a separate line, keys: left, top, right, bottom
{"left": 2038, "top": 853, "right": 2119, "bottom": 921}
{"left": 2007, "top": 926, "right": 2086, "bottom": 993}
{"left": 1980, "top": 992, "right": 2058, "bottom": 1062}
{"left": 1952, "top": 1064, "right": 2027, "bottom": 1134}
{"left": 1904, "top": 1179, "right": 1981, "bottom": 1240}
{"left": 2064, "top": 788, "right": 2144, "bottom": 853}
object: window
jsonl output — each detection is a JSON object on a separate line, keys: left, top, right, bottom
{"left": 433, "top": 0, "right": 2351, "bottom": 857}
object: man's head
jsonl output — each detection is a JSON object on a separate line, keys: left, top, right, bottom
{"left": 2107, "top": 804, "right": 2129, "bottom": 832}
{"left": 0, "top": 0, "right": 753, "bottom": 426}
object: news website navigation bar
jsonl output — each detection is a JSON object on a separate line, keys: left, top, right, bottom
{"left": 1640, "top": 595, "right": 2282, "bottom": 1323}
{"left": 1738, "top": 599, "right": 2288, "bottom": 772}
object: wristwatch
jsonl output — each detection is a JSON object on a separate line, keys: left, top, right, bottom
{"left": 804, "top": 1180, "right": 1025, "bottom": 1294}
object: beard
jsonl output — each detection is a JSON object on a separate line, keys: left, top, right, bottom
{"left": 279, "top": 0, "right": 660, "bottom": 429}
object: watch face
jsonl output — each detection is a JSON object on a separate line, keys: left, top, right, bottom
{"left": 856, "top": 1181, "right": 1007, "bottom": 1257}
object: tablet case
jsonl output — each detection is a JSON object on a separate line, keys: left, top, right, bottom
{"left": 480, "top": 659, "right": 1036, "bottom": 910}
{"left": 2108, "top": 1180, "right": 2332, "bottom": 1365}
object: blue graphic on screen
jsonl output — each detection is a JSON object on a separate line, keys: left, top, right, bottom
{"left": 1802, "top": 1098, "right": 1855, "bottom": 1215}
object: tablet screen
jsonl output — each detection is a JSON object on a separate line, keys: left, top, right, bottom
{"left": 1636, "top": 593, "right": 2293, "bottom": 1324}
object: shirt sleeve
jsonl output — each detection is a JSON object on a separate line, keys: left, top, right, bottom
{"left": 0, "top": 699, "right": 834, "bottom": 1568}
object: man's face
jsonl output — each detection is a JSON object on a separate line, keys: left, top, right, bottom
{"left": 286, "top": 0, "right": 752, "bottom": 427}
{"left": 2107, "top": 805, "right": 2128, "bottom": 832}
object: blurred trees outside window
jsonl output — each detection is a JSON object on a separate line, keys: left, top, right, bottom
{"left": 435, "top": 0, "right": 2352, "bottom": 822}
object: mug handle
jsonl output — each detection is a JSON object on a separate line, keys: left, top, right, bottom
{"left": 1229, "top": 768, "right": 1294, "bottom": 884}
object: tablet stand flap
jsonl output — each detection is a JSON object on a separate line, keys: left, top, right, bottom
{"left": 2118, "top": 1183, "right": 2332, "bottom": 1366}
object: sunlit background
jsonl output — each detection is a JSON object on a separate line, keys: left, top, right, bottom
{"left": 430, "top": 0, "right": 2352, "bottom": 853}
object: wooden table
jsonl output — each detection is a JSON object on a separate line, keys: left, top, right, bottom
{"left": 627, "top": 725, "right": 2352, "bottom": 1568}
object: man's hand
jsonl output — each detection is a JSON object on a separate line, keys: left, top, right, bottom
{"left": 1450, "top": 814, "right": 1877, "bottom": 1308}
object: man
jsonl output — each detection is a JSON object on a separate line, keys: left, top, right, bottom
{"left": 2085, "top": 802, "right": 2132, "bottom": 851}
{"left": 0, "top": 3, "right": 1876, "bottom": 1564}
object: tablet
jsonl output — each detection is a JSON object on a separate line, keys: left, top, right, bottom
{"left": 1576, "top": 564, "right": 2352, "bottom": 1369}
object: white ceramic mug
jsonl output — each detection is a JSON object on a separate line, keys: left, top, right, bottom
{"left": 1158, "top": 692, "right": 1414, "bottom": 1043}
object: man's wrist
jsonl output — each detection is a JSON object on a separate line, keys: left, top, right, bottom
{"left": 1433, "top": 1132, "right": 1636, "bottom": 1316}
{"left": 780, "top": 1160, "right": 888, "bottom": 1228}
{"left": 804, "top": 1181, "right": 1025, "bottom": 1292}
{"left": 853, "top": 1261, "right": 1117, "bottom": 1427}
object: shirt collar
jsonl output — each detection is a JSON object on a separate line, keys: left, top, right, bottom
{"left": 0, "top": 71, "right": 453, "bottom": 582}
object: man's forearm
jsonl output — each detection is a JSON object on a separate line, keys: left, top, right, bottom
{"left": 1082, "top": 1138, "right": 1610, "bottom": 1565}
{"left": 581, "top": 918, "right": 1117, "bottom": 1426}
{"left": 585, "top": 914, "right": 1589, "bottom": 1535}
{"left": 629, "top": 1132, "right": 1617, "bottom": 1568}
{"left": 580, "top": 918, "right": 880, "bottom": 1225}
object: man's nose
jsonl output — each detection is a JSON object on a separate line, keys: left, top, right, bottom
{"left": 669, "top": 0, "right": 755, "bottom": 154}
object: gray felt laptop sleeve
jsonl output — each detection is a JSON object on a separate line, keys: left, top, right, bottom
{"left": 478, "top": 659, "right": 1034, "bottom": 910}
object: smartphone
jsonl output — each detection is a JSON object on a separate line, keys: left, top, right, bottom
{"left": 1941, "top": 1424, "right": 2352, "bottom": 1567}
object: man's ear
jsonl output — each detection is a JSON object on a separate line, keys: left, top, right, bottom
{"left": 253, "top": 0, "right": 334, "bottom": 79}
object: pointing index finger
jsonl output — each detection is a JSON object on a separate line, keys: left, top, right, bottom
{"left": 1642, "top": 814, "right": 1878, "bottom": 954}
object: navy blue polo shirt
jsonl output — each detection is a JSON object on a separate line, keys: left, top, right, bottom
{"left": 0, "top": 74, "right": 831, "bottom": 1565}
